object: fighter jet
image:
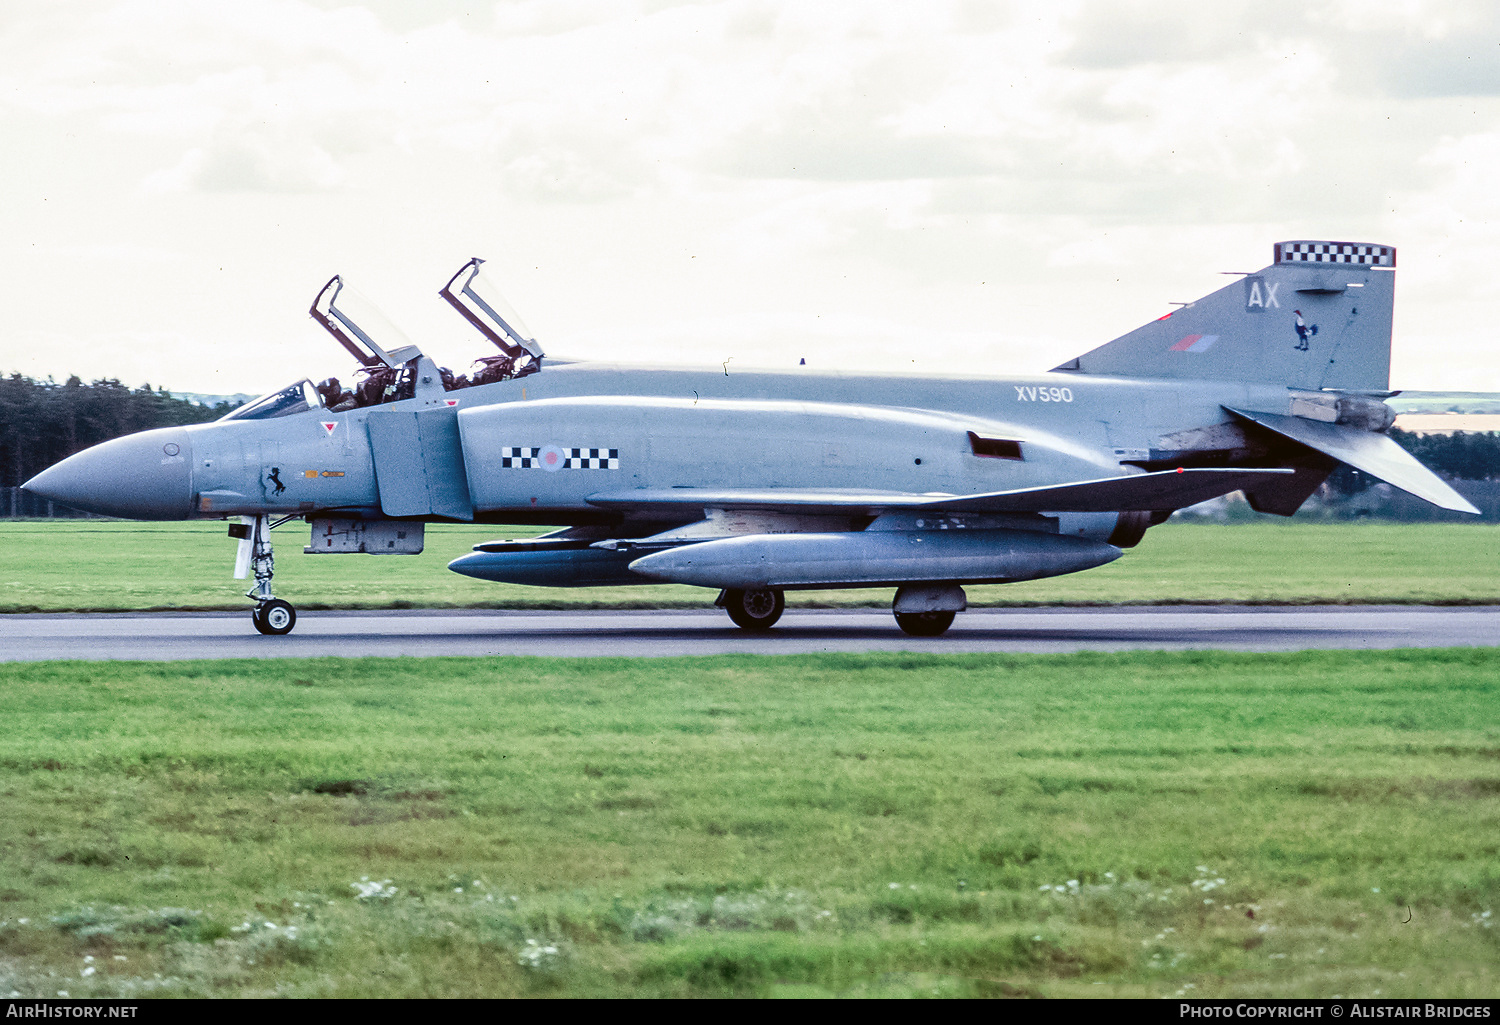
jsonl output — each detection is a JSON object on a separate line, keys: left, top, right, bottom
{"left": 23, "top": 241, "right": 1477, "bottom": 637}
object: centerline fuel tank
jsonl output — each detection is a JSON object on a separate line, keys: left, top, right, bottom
{"left": 628, "top": 528, "right": 1120, "bottom": 589}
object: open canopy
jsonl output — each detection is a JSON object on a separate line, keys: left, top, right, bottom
{"left": 309, "top": 275, "right": 421, "bottom": 369}
{"left": 440, "top": 257, "right": 543, "bottom": 361}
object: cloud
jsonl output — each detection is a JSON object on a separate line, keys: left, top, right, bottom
{"left": 1059, "top": 1, "right": 1291, "bottom": 70}
{"left": 1302, "top": 0, "right": 1500, "bottom": 97}
{"left": 1346, "top": 34, "right": 1500, "bottom": 99}
{"left": 1388, "top": 131, "right": 1500, "bottom": 293}
{"left": 6, "top": 0, "right": 1500, "bottom": 391}
{"left": 500, "top": 147, "right": 638, "bottom": 202}
{"left": 43, "top": 242, "right": 187, "bottom": 265}
{"left": 143, "top": 135, "right": 346, "bottom": 194}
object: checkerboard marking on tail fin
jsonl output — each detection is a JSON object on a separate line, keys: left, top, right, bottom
{"left": 1275, "top": 241, "right": 1395, "bottom": 266}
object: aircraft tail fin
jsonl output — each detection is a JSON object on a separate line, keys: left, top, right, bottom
{"left": 1055, "top": 241, "right": 1397, "bottom": 393}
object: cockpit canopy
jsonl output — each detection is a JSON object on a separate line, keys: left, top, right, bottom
{"left": 440, "top": 257, "right": 543, "bottom": 362}
{"left": 221, "top": 379, "right": 324, "bottom": 421}
{"left": 223, "top": 258, "right": 546, "bottom": 422}
{"left": 310, "top": 275, "right": 421, "bottom": 369}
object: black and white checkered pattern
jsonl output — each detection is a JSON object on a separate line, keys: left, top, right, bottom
{"left": 500, "top": 446, "right": 541, "bottom": 468}
{"left": 498, "top": 446, "right": 619, "bottom": 469}
{"left": 563, "top": 447, "right": 620, "bottom": 470}
{"left": 1274, "top": 241, "right": 1396, "bottom": 267}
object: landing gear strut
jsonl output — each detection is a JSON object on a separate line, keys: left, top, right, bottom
{"left": 233, "top": 515, "right": 298, "bottom": 635}
{"left": 717, "top": 587, "right": 785, "bottom": 630}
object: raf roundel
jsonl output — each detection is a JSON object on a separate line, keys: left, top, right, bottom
{"left": 539, "top": 444, "right": 566, "bottom": 472}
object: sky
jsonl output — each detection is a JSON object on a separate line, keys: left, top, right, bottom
{"left": 4, "top": 0, "right": 1500, "bottom": 397}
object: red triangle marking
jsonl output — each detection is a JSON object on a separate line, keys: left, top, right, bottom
{"left": 321, "top": 421, "right": 338, "bottom": 435}
{"left": 445, "top": 399, "right": 458, "bottom": 406}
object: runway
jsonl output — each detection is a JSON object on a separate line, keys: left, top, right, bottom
{"left": 0, "top": 605, "right": 1496, "bottom": 661}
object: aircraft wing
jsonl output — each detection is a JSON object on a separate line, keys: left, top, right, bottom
{"left": 585, "top": 467, "right": 1293, "bottom": 515}
{"left": 1224, "top": 408, "right": 1480, "bottom": 514}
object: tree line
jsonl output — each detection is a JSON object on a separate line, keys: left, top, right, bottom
{"left": 1388, "top": 427, "right": 1500, "bottom": 481}
{"left": 4, "top": 372, "right": 1500, "bottom": 491}
{"left": 0, "top": 374, "right": 235, "bottom": 489}
{"left": 1322, "top": 428, "right": 1500, "bottom": 499}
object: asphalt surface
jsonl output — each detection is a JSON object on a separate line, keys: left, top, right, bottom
{"left": 0, "top": 606, "right": 1496, "bottom": 661}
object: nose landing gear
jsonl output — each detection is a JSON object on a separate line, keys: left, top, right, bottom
{"left": 251, "top": 598, "right": 297, "bottom": 635}
{"left": 232, "top": 514, "right": 300, "bottom": 635}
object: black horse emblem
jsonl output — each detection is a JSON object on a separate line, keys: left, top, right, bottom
{"left": 267, "top": 467, "right": 286, "bottom": 496}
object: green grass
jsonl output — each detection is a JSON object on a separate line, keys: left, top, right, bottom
{"left": 0, "top": 650, "right": 1496, "bottom": 997}
{"left": 2, "top": 519, "right": 1499, "bottom": 613}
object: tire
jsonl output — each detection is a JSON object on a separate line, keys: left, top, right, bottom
{"left": 894, "top": 610, "right": 955, "bottom": 637}
{"left": 723, "top": 588, "right": 785, "bottom": 630}
{"left": 255, "top": 599, "right": 297, "bottom": 636}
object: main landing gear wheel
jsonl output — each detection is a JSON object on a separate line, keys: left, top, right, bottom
{"left": 894, "top": 610, "right": 956, "bottom": 637}
{"left": 721, "top": 588, "right": 785, "bottom": 630}
{"left": 252, "top": 598, "right": 297, "bottom": 636}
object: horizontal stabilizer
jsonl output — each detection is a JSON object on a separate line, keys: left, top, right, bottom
{"left": 1225, "top": 408, "right": 1480, "bottom": 514}
{"left": 586, "top": 468, "right": 1292, "bottom": 516}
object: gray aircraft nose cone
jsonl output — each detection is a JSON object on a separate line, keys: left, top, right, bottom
{"left": 22, "top": 427, "right": 195, "bottom": 520}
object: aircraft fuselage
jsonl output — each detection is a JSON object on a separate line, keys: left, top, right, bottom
{"left": 143, "top": 361, "right": 1289, "bottom": 528}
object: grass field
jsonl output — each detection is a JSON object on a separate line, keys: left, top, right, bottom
{"left": 2, "top": 519, "right": 1499, "bottom": 613}
{"left": 0, "top": 650, "right": 1496, "bottom": 998}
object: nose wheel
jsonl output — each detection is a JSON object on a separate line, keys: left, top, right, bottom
{"left": 252, "top": 598, "right": 297, "bottom": 635}
{"left": 233, "top": 514, "right": 300, "bottom": 636}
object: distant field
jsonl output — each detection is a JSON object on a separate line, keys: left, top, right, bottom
{"left": 1393, "top": 414, "right": 1500, "bottom": 434}
{"left": 1, "top": 519, "right": 1498, "bottom": 612}
{"left": 1389, "top": 391, "right": 1500, "bottom": 415}
{"left": 0, "top": 650, "right": 1495, "bottom": 998}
